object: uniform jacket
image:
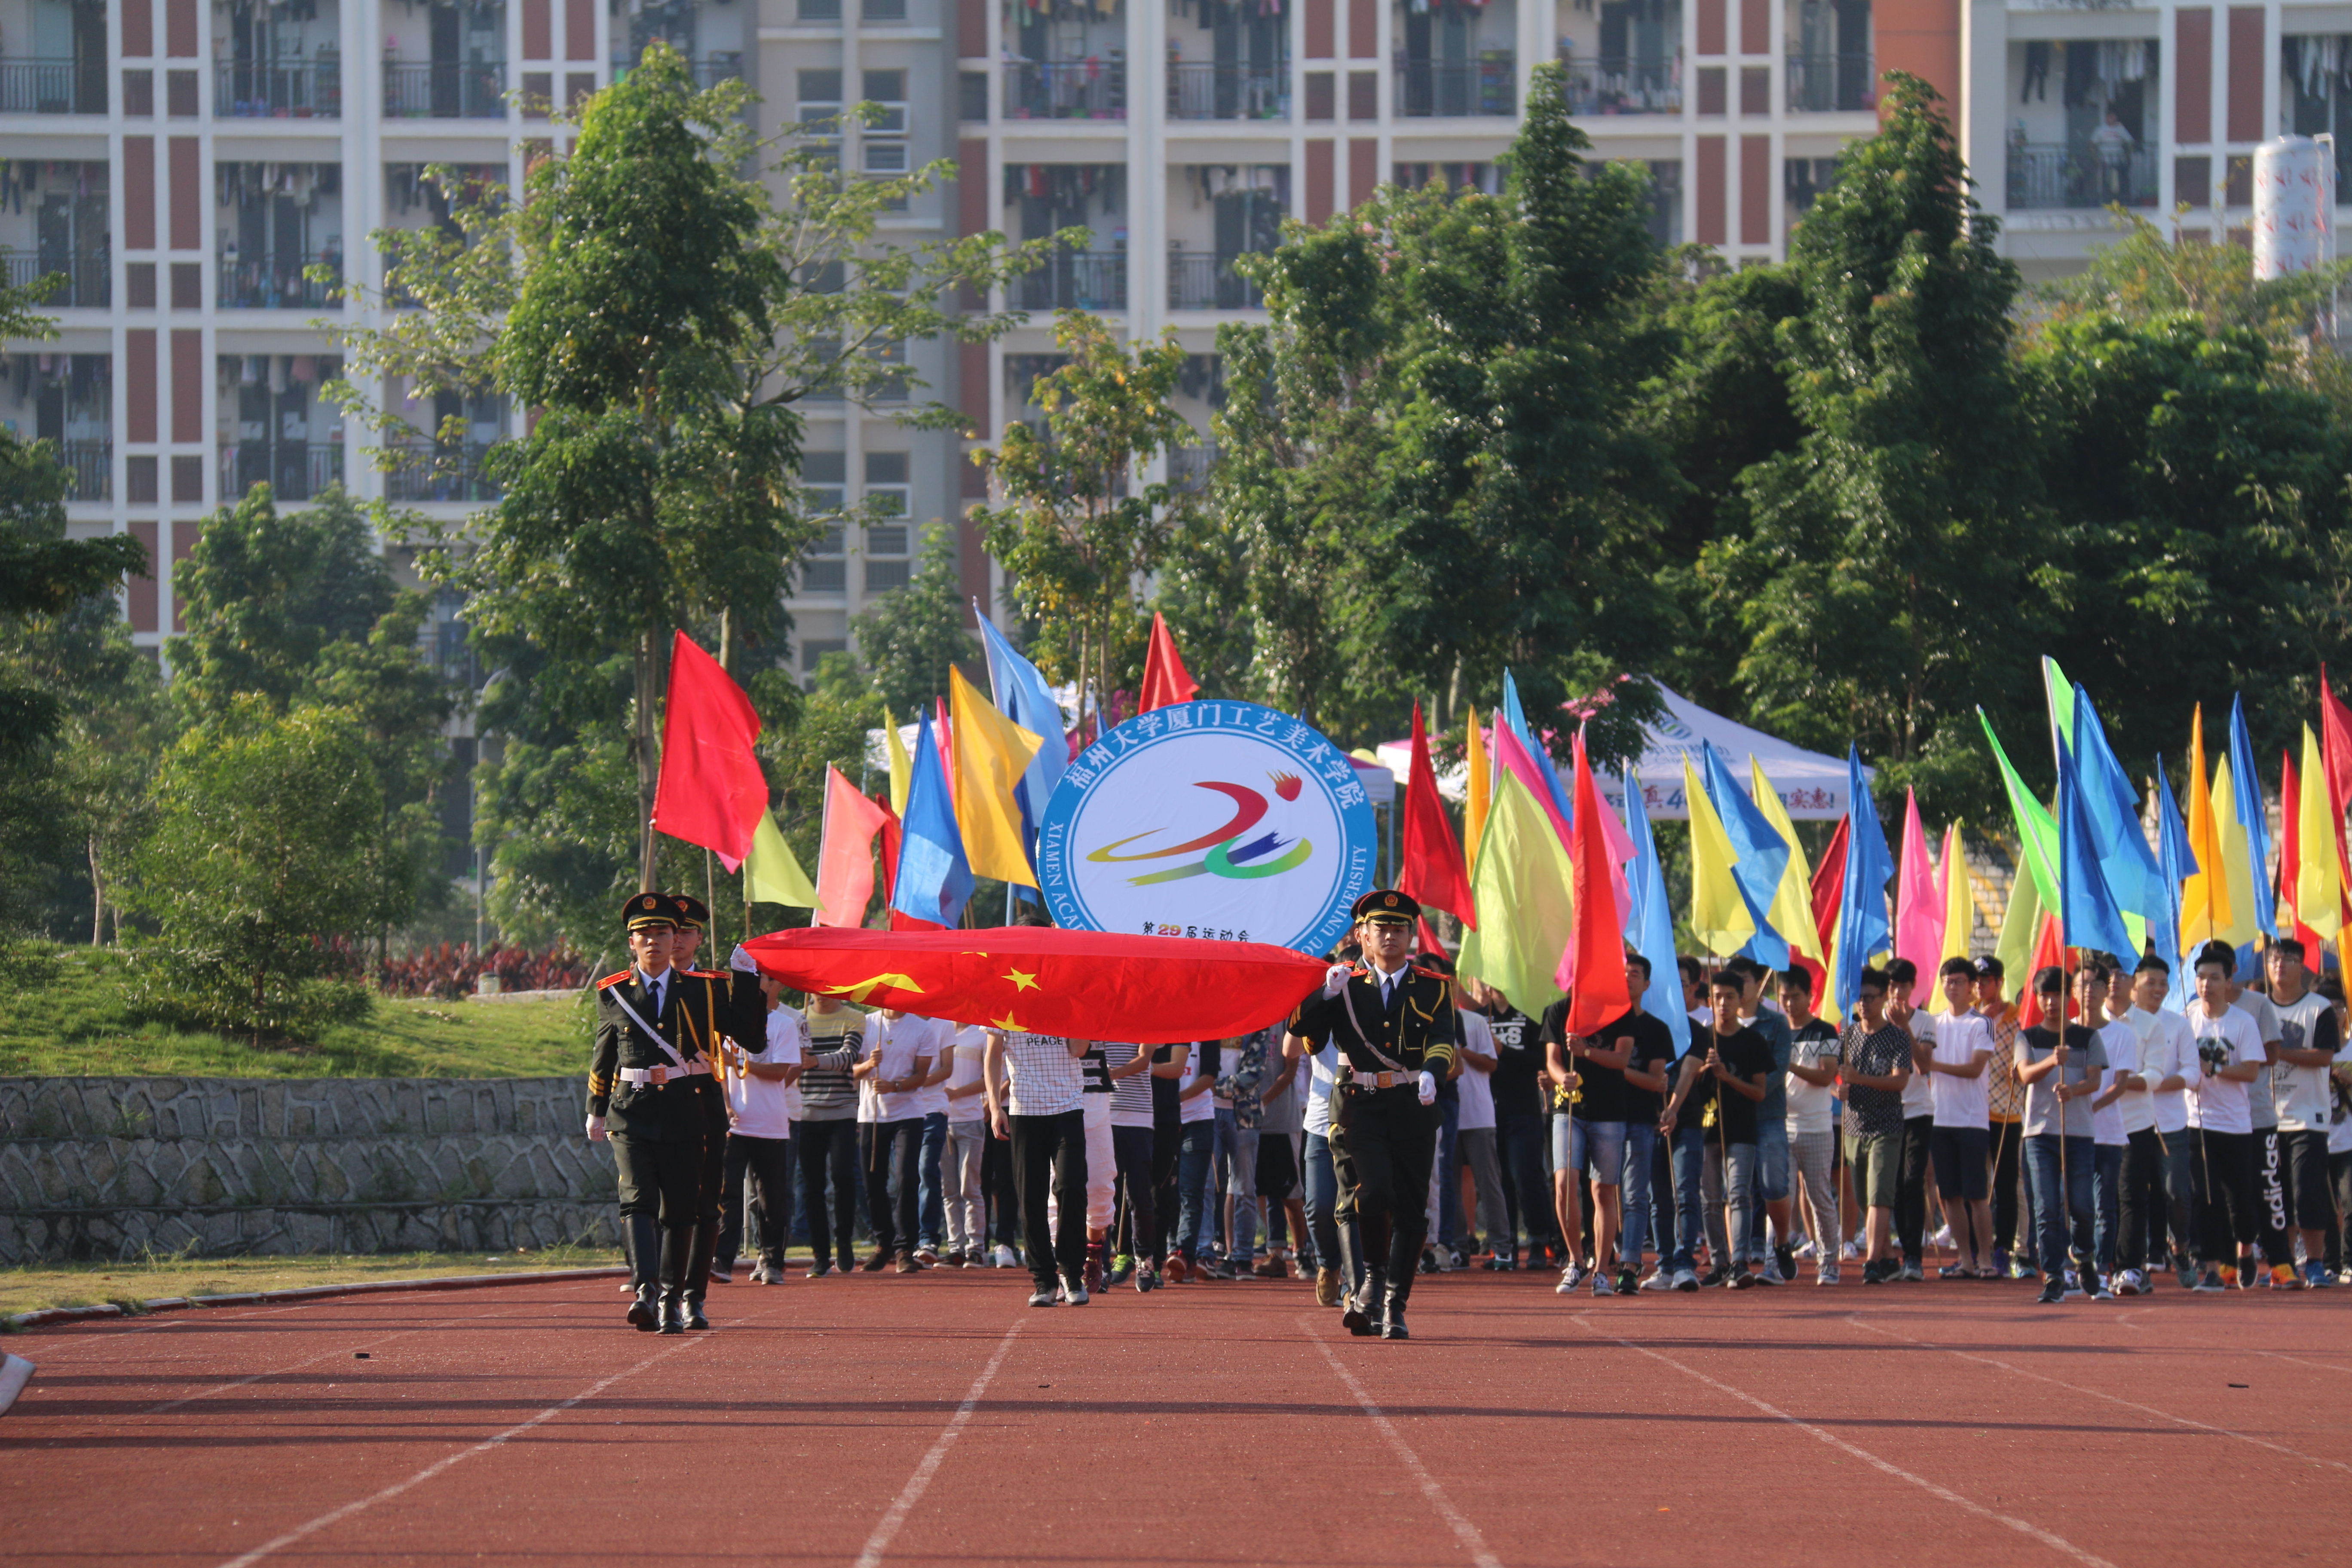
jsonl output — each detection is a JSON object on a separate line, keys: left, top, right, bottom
{"left": 1289, "top": 964, "right": 1458, "bottom": 1080}
{"left": 587, "top": 966, "right": 766, "bottom": 1142}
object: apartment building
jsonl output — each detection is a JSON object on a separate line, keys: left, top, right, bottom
{"left": 1, "top": 0, "right": 1973, "bottom": 696}
{"left": 1960, "top": 3, "right": 2351, "bottom": 285}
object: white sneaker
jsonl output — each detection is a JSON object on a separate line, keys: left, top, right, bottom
{"left": 1672, "top": 1267, "right": 1699, "bottom": 1292}
{"left": 1817, "top": 1265, "right": 1840, "bottom": 1286}
{"left": 2115, "top": 1269, "right": 2143, "bottom": 1297}
{"left": 1061, "top": 1275, "right": 1090, "bottom": 1305}
{"left": 1793, "top": 1238, "right": 1818, "bottom": 1260}
{"left": 993, "top": 1244, "right": 1020, "bottom": 1269}
{"left": 1840, "top": 1240, "right": 1863, "bottom": 1261}
{"left": 1929, "top": 1225, "right": 1956, "bottom": 1250}
{"left": 2062, "top": 1270, "right": 2086, "bottom": 1300}
{"left": 1757, "top": 1257, "right": 1785, "bottom": 1285}
{"left": 1555, "top": 1263, "right": 1585, "bottom": 1295}
{"left": 1638, "top": 1269, "right": 1676, "bottom": 1292}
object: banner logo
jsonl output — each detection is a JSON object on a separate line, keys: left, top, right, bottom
{"left": 1037, "top": 701, "right": 1378, "bottom": 954}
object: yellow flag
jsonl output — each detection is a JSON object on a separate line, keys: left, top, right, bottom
{"left": 743, "top": 807, "right": 821, "bottom": 908}
{"left": 1464, "top": 703, "right": 1491, "bottom": 873}
{"left": 1750, "top": 756, "right": 1821, "bottom": 967}
{"left": 883, "top": 706, "right": 913, "bottom": 818}
{"left": 2210, "top": 751, "right": 2259, "bottom": 947}
{"left": 1684, "top": 755, "right": 1756, "bottom": 957}
{"left": 947, "top": 665, "right": 1043, "bottom": 887}
{"left": 1936, "top": 824, "right": 1973, "bottom": 1010}
{"left": 2298, "top": 724, "right": 2344, "bottom": 940}
{"left": 1458, "top": 764, "right": 1574, "bottom": 1013}
{"left": 2180, "top": 705, "right": 2234, "bottom": 946}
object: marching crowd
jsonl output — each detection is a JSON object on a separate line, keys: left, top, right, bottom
{"left": 675, "top": 922, "right": 2352, "bottom": 1315}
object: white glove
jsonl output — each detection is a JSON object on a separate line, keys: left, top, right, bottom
{"left": 1417, "top": 1071, "right": 1437, "bottom": 1106}
{"left": 585, "top": 1115, "right": 607, "bottom": 1142}
{"left": 729, "top": 943, "right": 759, "bottom": 974}
{"left": 1322, "top": 962, "right": 1353, "bottom": 998}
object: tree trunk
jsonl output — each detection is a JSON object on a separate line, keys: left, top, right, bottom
{"left": 635, "top": 628, "right": 663, "bottom": 892}
{"left": 88, "top": 835, "right": 103, "bottom": 946}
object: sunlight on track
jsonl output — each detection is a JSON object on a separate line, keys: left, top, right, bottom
{"left": 850, "top": 1318, "right": 1028, "bottom": 1568}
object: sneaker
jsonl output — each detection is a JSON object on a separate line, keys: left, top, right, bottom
{"left": 1776, "top": 1245, "right": 1797, "bottom": 1283}
{"left": 2218, "top": 1263, "right": 2242, "bottom": 1290}
{"left": 2177, "top": 1262, "right": 2199, "bottom": 1290}
{"left": 1929, "top": 1224, "right": 1956, "bottom": 1250}
{"left": 1817, "top": 1265, "right": 1841, "bottom": 1286}
{"left": 2115, "top": 1270, "right": 2142, "bottom": 1297}
{"left": 1672, "top": 1267, "right": 1700, "bottom": 1292}
{"left": 1861, "top": 1259, "right": 1890, "bottom": 1285}
{"left": 1061, "top": 1275, "right": 1090, "bottom": 1305}
{"left": 1449, "top": 1248, "right": 1472, "bottom": 1271}
{"left": 1135, "top": 1264, "right": 1158, "bottom": 1293}
{"left": 1793, "top": 1238, "right": 1818, "bottom": 1261}
{"left": 709, "top": 1258, "right": 734, "bottom": 1286}
{"left": 1106, "top": 1253, "right": 1135, "bottom": 1286}
{"left": 1898, "top": 1260, "right": 1925, "bottom": 1283}
{"left": 1697, "top": 1267, "right": 1732, "bottom": 1289}
{"left": 1990, "top": 1248, "right": 2009, "bottom": 1276}
{"left": 805, "top": 1261, "right": 833, "bottom": 1280}
{"left": 2061, "top": 1270, "right": 2086, "bottom": 1300}
{"left": 1083, "top": 1253, "right": 1106, "bottom": 1295}
{"left": 1639, "top": 1268, "right": 1676, "bottom": 1293}
{"left": 1161, "top": 1253, "right": 1189, "bottom": 1284}
{"left": 1839, "top": 1240, "right": 1863, "bottom": 1261}
{"left": 1419, "top": 1248, "right": 1442, "bottom": 1275}
{"left": 2093, "top": 1277, "right": 2116, "bottom": 1302}
{"left": 1591, "top": 1272, "right": 1617, "bottom": 1297}
{"left": 894, "top": 1252, "right": 921, "bottom": 1275}
{"left": 2305, "top": 1261, "right": 2332, "bottom": 1289}
{"left": 1253, "top": 1255, "right": 1288, "bottom": 1279}
{"left": 1617, "top": 1267, "right": 1639, "bottom": 1297}
{"left": 861, "top": 1250, "right": 892, "bottom": 1273}
{"left": 1028, "top": 1287, "right": 1060, "bottom": 1307}
{"left": 2010, "top": 1257, "right": 2040, "bottom": 1281}
{"left": 2270, "top": 1262, "right": 2303, "bottom": 1290}
{"left": 1729, "top": 1268, "right": 1759, "bottom": 1290}
{"left": 1315, "top": 1266, "right": 1341, "bottom": 1307}
{"left": 913, "top": 1246, "right": 939, "bottom": 1267}
{"left": 1755, "top": 1257, "right": 1785, "bottom": 1285}
{"left": 1555, "top": 1264, "right": 1584, "bottom": 1295}
{"left": 2191, "top": 1271, "right": 2227, "bottom": 1294}
{"left": 992, "top": 1244, "right": 1020, "bottom": 1269}
{"left": 2037, "top": 1277, "right": 2065, "bottom": 1305}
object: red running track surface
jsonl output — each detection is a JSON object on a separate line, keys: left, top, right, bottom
{"left": 4, "top": 1266, "right": 2348, "bottom": 1567}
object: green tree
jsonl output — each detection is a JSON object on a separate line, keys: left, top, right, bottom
{"left": 1707, "top": 72, "right": 2044, "bottom": 820}
{"left": 852, "top": 522, "right": 976, "bottom": 716}
{"left": 979, "top": 312, "right": 1195, "bottom": 726}
{"left": 127, "top": 699, "right": 384, "bottom": 1042}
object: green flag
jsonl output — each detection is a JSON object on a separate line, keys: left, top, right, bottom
{"left": 1979, "top": 708, "right": 2058, "bottom": 910}
{"left": 744, "top": 807, "right": 821, "bottom": 908}
{"left": 2040, "top": 655, "right": 2075, "bottom": 767}
{"left": 1458, "top": 764, "right": 1574, "bottom": 1013}
{"left": 1994, "top": 849, "right": 2043, "bottom": 983}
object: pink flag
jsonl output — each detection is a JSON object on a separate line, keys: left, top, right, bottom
{"left": 1894, "top": 787, "right": 1946, "bottom": 983}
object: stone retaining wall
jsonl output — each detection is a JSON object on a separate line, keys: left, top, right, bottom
{"left": 0, "top": 1078, "right": 615, "bottom": 1263}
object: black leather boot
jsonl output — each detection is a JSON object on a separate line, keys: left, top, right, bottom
{"left": 625, "top": 1212, "right": 661, "bottom": 1331}
{"left": 1331, "top": 1216, "right": 1362, "bottom": 1313}
{"left": 1382, "top": 1231, "right": 1420, "bottom": 1339}
{"left": 683, "top": 1222, "right": 717, "bottom": 1330}
{"left": 657, "top": 1224, "right": 689, "bottom": 1335}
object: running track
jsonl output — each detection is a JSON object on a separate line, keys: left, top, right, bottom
{"left": 6, "top": 1268, "right": 2348, "bottom": 1566}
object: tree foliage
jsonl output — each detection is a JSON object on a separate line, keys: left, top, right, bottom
{"left": 853, "top": 523, "right": 978, "bottom": 717}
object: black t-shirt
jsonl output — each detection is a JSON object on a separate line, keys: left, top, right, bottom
{"left": 1706, "top": 1025, "right": 1774, "bottom": 1146}
{"left": 1487, "top": 1005, "right": 1543, "bottom": 1119}
{"left": 1542, "top": 999, "right": 1625, "bottom": 1122}
{"left": 1614, "top": 1011, "right": 1679, "bottom": 1127}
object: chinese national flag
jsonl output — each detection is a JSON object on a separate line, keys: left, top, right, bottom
{"left": 1139, "top": 612, "right": 1199, "bottom": 712}
{"left": 738, "top": 926, "right": 1328, "bottom": 1044}
{"left": 650, "top": 632, "right": 766, "bottom": 870}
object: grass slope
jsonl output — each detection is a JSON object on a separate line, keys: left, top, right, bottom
{"left": 0, "top": 946, "right": 594, "bottom": 1079}
{"left": 0, "top": 1243, "right": 627, "bottom": 1320}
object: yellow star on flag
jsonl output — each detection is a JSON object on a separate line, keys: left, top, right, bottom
{"left": 1002, "top": 968, "right": 1040, "bottom": 992}
{"left": 990, "top": 1013, "right": 1023, "bottom": 1032}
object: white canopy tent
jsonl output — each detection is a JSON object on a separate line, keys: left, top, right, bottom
{"left": 1369, "top": 683, "right": 1865, "bottom": 821}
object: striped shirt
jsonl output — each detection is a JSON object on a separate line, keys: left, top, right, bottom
{"left": 1105, "top": 1042, "right": 1154, "bottom": 1128}
{"left": 798, "top": 1007, "right": 867, "bottom": 1121}
{"left": 999, "top": 1031, "right": 1084, "bottom": 1117}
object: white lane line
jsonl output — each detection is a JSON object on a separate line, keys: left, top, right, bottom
{"left": 1569, "top": 1315, "right": 2116, "bottom": 1568}
{"left": 1845, "top": 1314, "right": 2352, "bottom": 1476}
{"left": 212, "top": 1332, "right": 716, "bottom": 1568}
{"left": 1299, "top": 1316, "right": 1503, "bottom": 1568}
{"left": 2251, "top": 1349, "right": 2352, "bottom": 1376}
{"left": 852, "top": 1319, "right": 1027, "bottom": 1568}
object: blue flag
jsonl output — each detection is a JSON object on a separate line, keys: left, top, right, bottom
{"left": 2153, "top": 756, "right": 2198, "bottom": 1012}
{"left": 977, "top": 611, "right": 1069, "bottom": 851}
{"left": 891, "top": 713, "right": 974, "bottom": 927}
{"left": 2070, "top": 686, "right": 2169, "bottom": 931}
{"left": 1699, "top": 739, "right": 1793, "bottom": 969}
{"left": 1620, "top": 765, "right": 1691, "bottom": 1057}
{"left": 1501, "top": 668, "right": 1577, "bottom": 834}
{"left": 2059, "top": 701, "right": 2139, "bottom": 958}
{"left": 1834, "top": 744, "right": 1894, "bottom": 1015}
{"left": 2226, "top": 695, "right": 2278, "bottom": 940}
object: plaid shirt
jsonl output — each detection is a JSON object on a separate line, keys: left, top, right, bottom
{"left": 1983, "top": 1005, "right": 2024, "bottom": 1121}
{"left": 999, "top": 1031, "right": 1084, "bottom": 1118}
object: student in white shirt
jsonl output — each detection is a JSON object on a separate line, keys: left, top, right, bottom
{"left": 1916, "top": 957, "right": 1995, "bottom": 1278}
{"left": 2265, "top": 938, "right": 2343, "bottom": 1288}
{"left": 1451, "top": 978, "right": 1510, "bottom": 1268}
{"left": 939, "top": 1022, "right": 989, "bottom": 1266}
{"left": 912, "top": 1015, "right": 956, "bottom": 1266}
{"left": 1101, "top": 1041, "right": 1163, "bottom": 1290}
{"left": 2228, "top": 965, "right": 2294, "bottom": 1285}
{"left": 2112, "top": 954, "right": 2194, "bottom": 1296}
{"left": 858, "top": 1009, "right": 938, "bottom": 1274}
{"left": 2185, "top": 940, "right": 2269, "bottom": 1291}
{"left": 2087, "top": 959, "right": 2134, "bottom": 1298}
{"left": 1287, "top": 1023, "right": 1351, "bottom": 1306}
{"left": 715, "top": 975, "right": 805, "bottom": 1285}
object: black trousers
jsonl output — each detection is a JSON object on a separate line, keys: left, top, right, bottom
{"left": 1010, "top": 1109, "right": 1087, "bottom": 1288}
{"left": 1329, "top": 1085, "right": 1439, "bottom": 1262}
{"left": 1112, "top": 1123, "right": 1160, "bottom": 1262}
{"left": 1896, "top": 1115, "right": 1932, "bottom": 1262}
{"left": 861, "top": 1117, "right": 924, "bottom": 1256}
{"left": 2116, "top": 1126, "right": 2167, "bottom": 1274}
{"left": 717, "top": 1132, "right": 794, "bottom": 1266}
{"left": 2254, "top": 1127, "right": 2294, "bottom": 1261}
{"left": 612, "top": 1131, "right": 701, "bottom": 1225}
{"left": 983, "top": 1122, "right": 1019, "bottom": 1247}
{"left": 2193, "top": 1128, "right": 2259, "bottom": 1265}
{"left": 2327, "top": 1150, "right": 2352, "bottom": 1274}
{"left": 796, "top": 1117, "right": 861, "bottom": 1266}
{"left": 1991, "top": 1118, "right": 2026, "bottom": 1259}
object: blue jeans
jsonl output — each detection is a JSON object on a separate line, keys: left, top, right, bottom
{"left": 1619, "top": 1121, "right": 1657, "bottom": 1268}
{"left": 1211, "top": 1106, "right": 1239, "bottom": 1251}
{"left": 1304, "top": 1130, "right": 1350, "bottom": 1289}
{"left": 917, "top": 1111, "right": 947, "bottom": 1252}
{"left": 1497, "top": 1112, "right": 1558, "bottom": 1254}
{"left": 1173, "top": 1120, "right": 1215, "bottom": 1260}
{"left": 2024, "top": 1133, "right": 2094, "bottom": 1281}
{"left": 1225, "top": 1121, "right": 1262, "bottom": 1262}
{"left": 2092, "top": 1141, "right": 2124, "bottom": 1277}
{"left": 1667, "top": 1125, "right": 1707, "bottom": 1272}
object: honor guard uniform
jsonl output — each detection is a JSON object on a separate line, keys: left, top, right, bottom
{"left": 586, "top": 893, "right": 763, "bottom": 1333}
{"left": 665, "top": 891, "right": 756, "bottom": 1318}
{"left": 1288, "top": 890, "right": 1457, "bottom": 1339}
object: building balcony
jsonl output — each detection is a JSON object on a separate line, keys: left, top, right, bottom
{"left": 1012, "top": 251, "right": 1128, "bottom": 311}
{"left": 1558, "top": 54, "right": 1681, "bottom": 116}
{"left": 1168, "top": 251, "right": 1264, "bottom": 311}
{"left": 1167, "top": 62, "right": 1289, "bottom": 122}
{"left": 215, "top": 58, "right": 342, "bottom": 119}
{"left": 383, "top": 60, "right": 508, "bottom": 119}
{"left": 385, "top": 440, "right": 503, "bottom": 504}
{"left": 2007, "top": 143, "right": 2158, "bottom": 212}
{"left": 2, "top": 250, "right": 108, "bottom": 308}
{"left": 219, "top": 441, "right": 343, "bottom": 504}
{"left": 219, "top": 251, "right": 341, "bottom": 309}
{"left": 0, "top": 55, "right": 104, "bottom": 114}
{"left": 59, "top": 437, "right": 108, "bottom": 500}
{"left": 1785, "top": 52, "right": 1872, "bottom": 112}
{"left": 1396, "top": 56, "right": 1517, "bottom": 119}
{"left": 1002, "top": 58, "right": 1125, "bottom": 121}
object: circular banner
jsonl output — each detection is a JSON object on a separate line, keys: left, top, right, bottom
{"left": 1035, "top": 700, "right": 1380, "bottom": 955}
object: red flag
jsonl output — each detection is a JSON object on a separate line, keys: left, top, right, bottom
{"left": 1399, "top": 701, "right": 1476, "bottom": 928}
{"left": 2322, "top": 666, "right": 2352, "bottom": 894}
{"left": 934, "top": 695, "right": 956, "bottom": 790}
{"left": 815, "top": 766, "right": 891, "bottom": 928}
{"left": 1562, "top": 731, "right": 1632, "bottom": 1034}
{"left": 651, "top": 632, "right": 765, "bottom": 870}
{"left": 1139, "top": 612, "right": 1200, "bottom": 712}
{"left": 1416, "top": 914, "right": 1447, "bottom": 957}
{"left": 2018, "top": 915, "right": 2065, "bottom": 1028}
{"left": 1810, "top": 815, "right": 1849, "bottom": 951}
{"left": 740, "top": 926, "right": 1329, "bottom": 1044}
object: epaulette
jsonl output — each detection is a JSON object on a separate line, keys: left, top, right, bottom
{"left": 1408, "top": 963, "right": 1448, "bottom": 981}
{"left": 686, "top": 969, "right": 724, "bottom": 979}
{"left": 595, "top": 970, "right": 631, "bottom": 990}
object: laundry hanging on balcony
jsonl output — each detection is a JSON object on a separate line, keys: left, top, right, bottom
{"left": 2283, "top": 35, "right": 2352, "bottom": 98}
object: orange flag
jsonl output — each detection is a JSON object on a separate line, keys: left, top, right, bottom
{"left": 815, "top": 767, "right": 891, "bottom": 928}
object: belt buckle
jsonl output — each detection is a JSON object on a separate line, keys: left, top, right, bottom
{"left": 649, "top": 1064, "right": 668, "bottom": 1087}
